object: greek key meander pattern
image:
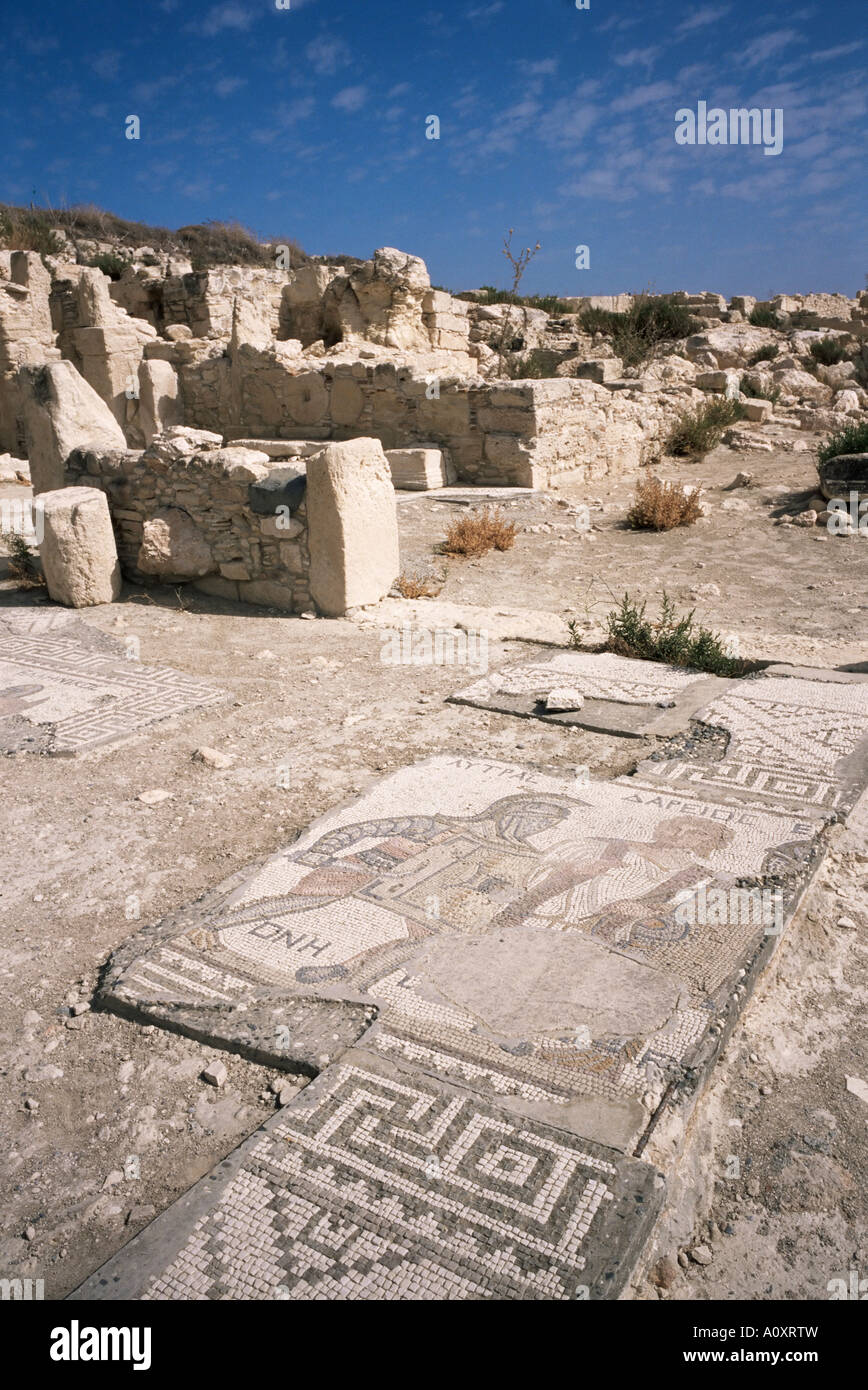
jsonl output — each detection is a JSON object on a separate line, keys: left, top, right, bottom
{"left": 143, "top": 1062, "right": 648, "bottom": 1301}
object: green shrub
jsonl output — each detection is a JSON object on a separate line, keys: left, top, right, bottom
{"left": 748, "top": 305, "right": 779, "bottom": 327}
{"left": 504, "top": 348, "right": 565, "bottom": 378}
{"left": 666, "top": 398, "right": 747, "bottom": 457}
{"left": 81, "top": 251, "right": 129, "bottom": 280}
{"left": 809, "top": 337, "right": 849, "bottom": 366}
{"left": 747, "top": 344, "right": 779, "bottom": 366}
{"left": 817, "top": 420, "right": 868, "bottom": 468}
{"left": 457, "top": 285, "right": 574, "bottom": 315}
{"left": 578, "top": 294, "right": 697, "bottom": 368}
{"left": 586, "top": 592, "right": 745, "bottom": 677}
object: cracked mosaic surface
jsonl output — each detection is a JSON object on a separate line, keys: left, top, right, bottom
{"left": 453, "top": 651, "right": 707, "bottom": 709}
{"left": 104, "top": 757, "right": 817, "bottom": 1115}
{"left": 638, "top": 672, "right": 868, "bottom": 812}
{"left": 139, "top": 1057, "right": 661, "bottom": 1301}
{"left": 0, "top": 609, "right": 224, "bottom": 753}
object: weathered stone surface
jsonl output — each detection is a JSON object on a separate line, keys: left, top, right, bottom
{"left": 306, "top": 437, "right": 399, "bottom": 615}
{"left": 37, "top": 486, "right": 122, "bottom": 607}
{"left": 385, "top": 445, "right": 454, "bottom": 490}
{"left": 818, "top": 454, "right": 868, "bottom": 501}
{"left": 21, "top": 360, "right": 127, "bottom": 493}
{"left": 575, "top": 358, "right": 623, "bottom": 383}
{"left": 741, "top": 397, "right": 773, "bottom": 422}
{"left": 137, "top": 507, "right": 215, "bottom": 579}
{"left": 136, "top": 359, "right": 182, "bottom": 444}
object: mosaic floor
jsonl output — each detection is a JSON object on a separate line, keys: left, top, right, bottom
{"left": 74, "top": 1051, "right": 662, "bottom": 1302}
{"left": 0, "top": 609, "right": 224, "bottom": 754}
{"left": 81, "top": 656, "right": 868, "bottom": 1301}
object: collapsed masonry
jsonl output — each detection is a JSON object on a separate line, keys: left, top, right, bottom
{"left": 2, "top": 240, "right": 867, "bottom": 611}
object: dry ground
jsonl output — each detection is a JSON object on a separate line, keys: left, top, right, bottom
{"left": 1, "top": 437, "right": 866, "bottom": 1300}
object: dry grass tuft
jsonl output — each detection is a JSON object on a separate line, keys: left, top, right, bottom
{"left": 395, "top": 570, "right": 441, "bottom": 598}
{"left": 627, "top": 476, "right": 703, "bottom": 531}
{"left": 442, "top": 507, "right": 518, "bottom": 557}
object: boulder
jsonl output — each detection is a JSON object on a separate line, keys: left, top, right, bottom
{"left": 686, "top": 326, "right": 778, "bottom": 368}
{"left": 770, "top": 367, "right": 829, "bottom": 402}
{"left": 137, "top": 506, "right": 215, "bottom": 579}
{"left": 575, "top": 358, "right": 624, "bottom": 384}
{"left": 306, "top": 437, "right": 399, "bottom": 615}
{"left": 36, "top": 486, "right": 121, "bottom": 607}
{"left": 20, "top": 360, "right": 127, "bottom": 494}
{"left": 741, "top": 398, "right": 773, "bottom": 422}
{"left": 136, "top": 359, "right": 182, "bottom": 444}
{"left": 818, "top": 454, "right": 868, "bottom": 501}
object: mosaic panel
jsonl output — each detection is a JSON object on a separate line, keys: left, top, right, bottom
{"left": 638, "top": 673, "right": 868, "bottom": 813}
{"left": 454, "top": 651, "right": 707, "bottom": 710}
{"left": 137, "top": 1057, "right": 662, "bottom": 1301}
{"left": 0, "top": 609, "right": 224, "bottom": 753}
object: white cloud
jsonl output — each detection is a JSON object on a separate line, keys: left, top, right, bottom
{"left": 674, "top": 5, "right": 732, "bottom": 37}
{"left": 215, "top": 76, "right": 246, "bottom": 97}
{"left": 200, "top": 4, "right": 256, "bottom": 38}
{"left": 742, "top": 30, "right": 802, "bottom": 69}
{"left": 332, "top": 85, "right": 368, "bottom": 113}
{"left": 306, "top": 36, "right": 351, "bottom": 75}
{"left": 614, "top": 47, "right": 661, "bottom": 69}
{"left": 610, "top": 81, "right": 677, "bottom": 113}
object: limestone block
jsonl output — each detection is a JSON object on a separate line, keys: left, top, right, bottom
{"left": 21, "top": 360, "right": 127, "bottom": 494}
{"left": 385, "top": 446, "right": 455, "bottom": 490}
{"left": 137, "top": 507, "right": 215, "bottom": 579}
{"left": 306, "top": 437, "right": 399, "bottom": 616}
{"left": 37, "top": 486, "right": 122, "bottom": 607}
{"left": 741, "top": 398, "right": 773, "bottom": 422}
{"left": 137, "top": 359, "right": 182, "bottom": 444}
{"left": 575, "top": 358, "right": 624, "bottom": 384}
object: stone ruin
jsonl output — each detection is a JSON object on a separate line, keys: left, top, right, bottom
{"left": 1, "top": 238, "right": 867, "bottom": 611}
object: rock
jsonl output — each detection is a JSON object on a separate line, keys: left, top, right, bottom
{"left": 137, "top": 788, "right": 172, "bottom": 805}
{"left": 575, "top": 357, "right": 624, "bottom": 383}
{"left": 24, "top": 1097, "right": 38, "bottom": 1111}
{"left": 385, "top": 445, "right": 455, "bottom": 490}
{"left": 118, "top": 1061, "right": 135, "bottom": 1083}
{"left": 193, "top": 746, "right": 234, "bottom": 770}
{"left": 770, "top": 367, "right": 829, "bottom": 402}
{"left": 71, "top": 1000, "right": 90, "bottom": 1016}
{"left": 818, "top": 453, "right": 868, "bottom": 501}
{"left": 834, "top": 389, "right": 861, "bottom": 413}
{"left": 103, "top": 1170, "right": 124, "bottom": 1189}
{"left": 544, "top": 687, "right": 585, "bottom": 713}
{"left": 135, "top": 359, "right": 182, "bottom": 445}
{"left": 146, "top": 425, "right": 223, "bottom": 462}
{"left": 163, "top": 323, "right": 193, "bottom": 341}
{"left": 688, "top": 1243, "right": 713, "bottom": 1265}
{"left": 836, "top": 916, "right": 857, "bottom": 929}
{"left": 696, "top": 369, "right": 739, "bottom": 393}
{"left": 36, "top": 486, "right": 122, "bottom": 607}
{"left": 845, "top": 1075, "right": 868, "bottom": 1104}
{"left": 727, "top": 472, "right": 753, "bottom": 489}
{"left": 306, "top": 437, "right": 399, "bottom": 616}
{"left": 137, "top": 506, "right": 215, "bottom": 579}
{"left": 794, "top": 510, "right": 818, "bottom": 527}
{"left": 24, "top": 1226, "right": 36, "bottom": 1242}
{"left": 202, "top": 1060, "right": 228, "bottom": 1088}
{"left": 126, "top": 1204, "right": 156, "bottom": 1225}
{"left": 677, "top": 1251, "right": 689, "bottom": 1269}
{"left": 650, "top": 1255, "right": 679, "bottom": 1289}
{"left": 746, "top": 1178, "right": 761, "bottom": 1197}
{"left": 741, "top": 398, "right": 772, "bottom": 422}
{"left": 20, "top": 360, "right": 127, "bottom": 494}
{"left": 686, "top": 326, "right": 777, "bottom": 367}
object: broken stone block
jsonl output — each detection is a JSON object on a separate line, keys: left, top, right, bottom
{"left": 20, "top": 360, "right": 127, "bottom": 494}
{"left": 741, "top": 398, "right": 772, "bottom": 422}
{"left": 306, "top": 437, "right": 399, "bottom": 616}
{"left": 385, "top": 445, "right": 455, "bottom": 490}
{"left": 136, "top": 359, "right": 182, "bottom": 444}
{"left": 202, "top": 1060, "right": 227, "bottom": 1088}
{"left": 575, "top": 358, "right": 623, "bottom": 383}
{"left": 37, "top": 486, "right": 122, "bottom": 607}
{"left": 696, "top": 370, "right": 740, "bottom": 394}
{"left": 137, "top": 506, "right": 215, "bottom": 579}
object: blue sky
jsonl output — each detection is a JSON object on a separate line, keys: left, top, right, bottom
{"left": 3, "top": 0, "right": 866, "bottom": 296}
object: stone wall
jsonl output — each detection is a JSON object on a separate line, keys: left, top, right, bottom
{"left": 153, "top": 344, "right": 676, "bottom": 487}
{"left": 64, "top": 429, "right": 313, "bottom": 612}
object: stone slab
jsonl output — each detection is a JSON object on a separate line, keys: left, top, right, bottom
{"left": 451, "top": 651, "right": 734, "bottom": 737}
{"left": 71, "top": 1048, "right": 663, "bottom": 1302}
{"left": 0, "top": 608, "right": 225, "bottom": 755}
